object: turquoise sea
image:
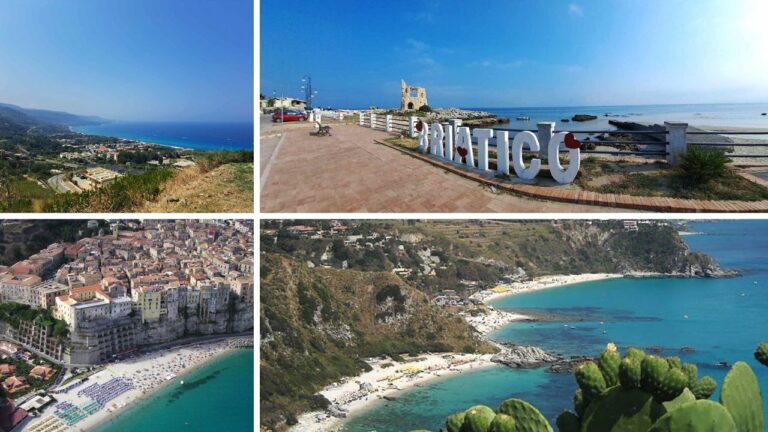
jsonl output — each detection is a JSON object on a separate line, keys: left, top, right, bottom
{"left": 472, "top": 103, "right": 768, "bottom": 132}
{"left": 73, "top": 121, "right": 253, "bottom": 151}
{"left": 343, "top": 221, "right": 768, "bottom": 431}
{"left": 92, "top": 349, "right": 254, "bottom": 432}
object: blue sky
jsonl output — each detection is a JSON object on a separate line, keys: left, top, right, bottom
{"left": 0, "top": 0, "right": 253, "bottom": 122}
{"left": 261, "top": 0, "right": 768, "bottom": 109}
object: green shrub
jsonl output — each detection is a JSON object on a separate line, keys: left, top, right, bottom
{"left": 679, "top": 146, "right": 730, "bottom": 183}
{"left": 418, "top": 105, "right": 432, "bottom": 112}
{"left": 196, "top": 150, "right": 254, "bottom": 173}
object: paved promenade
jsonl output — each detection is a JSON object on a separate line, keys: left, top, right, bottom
{"left": 260, "top": 124, "right": 622, "bottom": 212}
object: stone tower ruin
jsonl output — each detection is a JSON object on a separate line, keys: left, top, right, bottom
{"left": 400, "top": 80, "right": 428, "bottom": 111}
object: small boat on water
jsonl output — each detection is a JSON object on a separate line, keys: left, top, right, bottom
{"left": 516, "top": 116, "right": 530, "bottom": 121}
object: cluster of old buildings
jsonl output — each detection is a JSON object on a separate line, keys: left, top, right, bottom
{"left": 0, "top": 220, "right": 254, "bottom": 365}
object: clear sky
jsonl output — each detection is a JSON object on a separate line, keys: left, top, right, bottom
{"left": 0, "top": 0, "right": 253, "bottom": 122}
{"left": 261, "top": 0, "right": 768, "bottom": 109}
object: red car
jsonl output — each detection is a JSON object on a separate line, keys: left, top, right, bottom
{"left": 272, "top": 110, "right": 308, "bottom": 122}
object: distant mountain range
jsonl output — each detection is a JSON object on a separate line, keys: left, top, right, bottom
{"left": 0, "top": 102, "right": 108, "bottom": 128}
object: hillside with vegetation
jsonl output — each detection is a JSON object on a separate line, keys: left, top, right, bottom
{"left": 0, "top": 102, "right": 253, "bottom": 212}
{"left": 261, "top": 220, "right": 728, "bottom": 297}
{"left": 260, "top": 253, "right": 494, "bottom": 430}
{"left": 259, "top": 220, "right": 733, "bottom": 430}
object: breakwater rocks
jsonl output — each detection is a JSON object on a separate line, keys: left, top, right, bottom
{"left": 572, "top": 114, "right": 598, "bottom": 122}
{"left": 491, "top": 343, "right": 596, "bottom": 373}
{"left": 425, "top": 108, "right": 510, "bottom": 126}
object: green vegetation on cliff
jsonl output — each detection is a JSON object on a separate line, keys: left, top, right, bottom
{"left": 260, "top": 254, "right": 494, "bottom": 429}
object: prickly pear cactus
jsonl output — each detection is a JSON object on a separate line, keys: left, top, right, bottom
{"left": 619, "top": 357, "right": 642, "bottom": 390}
{"left": 495, "top": 399, "right": 553, "bottom": 432}
{"left": 461, "top": 405, "right": 495, "bottom": 432}
{"left": 692, "top": 375, "right": 717, "bottom": 400}
{"left": 640, "top": 356, "right": 669, "bottom": 394}
{"left": 681, "top": 363, "right": 698, "bottom": 388}
{"left": 719, "top": 361, "right": 765, "bottom": 432}
{"left": 446, "top": 411, "right": 466, "bottom": 432}
{"left": 755, "top": 342, "right": 768, "bottom": 367}
{"left": 648, "top": 400, "right": 737, "bottom": 432}
{"left": 599, "top": 349, "right": 621, "bottom": 388}
{"left": 575, "top": 362, "right": 607, "bottom": 400}
{"left": 625, "top": 347, "right": 646, "bottom": 361}
{"left": 580, "top": 386, "right": 666, "bottom": 432}
{"left": 665, "top": 356, "right": 682, "bottom": 370}
{"left": 661, "top": 387, "right": 695, "bottom": 412}
{"left": 487, "top": 413, "right": 515, "bottom": 432}
{"left": 652, "top": 368, "right": 688, "bottom": 402}
{"left": 573, "top": 389, "right": 587, "bottom": 417}
{"left": 555, "top": 411, "right": 579, "bottom": 432}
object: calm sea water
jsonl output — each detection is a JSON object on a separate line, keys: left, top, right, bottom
{"left": 93, "top": 349, "right": 254, "bottom": 432}
{"left": 73, "top": 121, "right": 253, "bottom": 151}
{"left": 468, "top": 103, "right": 768, "bottom": 132}
{"left": 343, "top": 221, "right": 768, "bottom": 431}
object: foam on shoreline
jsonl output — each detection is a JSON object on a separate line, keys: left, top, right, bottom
{"left": 24, "top": 337, "right": 252, "bottom": 432}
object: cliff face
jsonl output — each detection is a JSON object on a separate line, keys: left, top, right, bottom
{"left": 259, "top": 253, "right": 493, "bottom": 430}
{"left": 136, "top": 303, "right": 254, "bottom": 345}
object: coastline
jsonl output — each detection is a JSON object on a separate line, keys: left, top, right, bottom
{"left": 71, "top": 123, "right": 253, "bottom": 152}
{"left": 476, "top": 273, "right": 625, "bottom": 305}
{"left": 292, "top": 353, "right": 499, "bottom": 432}
{"left": 292, "top": 274, "right": 623, "bottom": 432}
{"left": 84, "top": 348, "right": 244, "bottom": 432}
{"left": 24, "top": 337, "right": 252, "bottom": 432}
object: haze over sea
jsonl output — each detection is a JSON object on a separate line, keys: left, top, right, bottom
{"left": 93, "top": 349, "right": 254, "bottom": 432}
{"left": 342, "top": 220, "right": 768, "bottom": 432}
{"left": 470, "top": 103, "right": 768, "bottom": 132}
{"left": 73, "top": 121, "right": 253, "bottom": 152}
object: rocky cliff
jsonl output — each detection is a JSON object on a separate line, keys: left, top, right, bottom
{"left": 259, "top": 253, "right": 494, "bottom": 430}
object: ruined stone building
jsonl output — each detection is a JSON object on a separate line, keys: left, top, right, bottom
{"left": 400, "top": 80, "right": 428, "bottom": 111}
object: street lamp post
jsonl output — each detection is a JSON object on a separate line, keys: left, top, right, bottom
{"left": 301, "top": 75, "right": 317, "bottom": 110}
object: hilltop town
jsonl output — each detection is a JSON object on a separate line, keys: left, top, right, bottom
{"left": 0, "top": 219, "right": 253, "bottom": 429}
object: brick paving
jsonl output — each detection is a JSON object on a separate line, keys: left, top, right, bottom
{"left": 260, "top": 125, "right": 625, "bottom": 213}
{"left": 260, "top": 124, "right": 768, "bottom": 213}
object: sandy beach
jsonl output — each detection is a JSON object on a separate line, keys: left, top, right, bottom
{"left": 476, "top": 273, "right": 624, "bottom": 304}
{"left": 293, "top": 352, "right": 496, "bottom": 432}
{"left": 23, "top": 337, "right": 253, "bottom": 432}
{"left": 292, "top": 274, "right": 624, "bottom": 432}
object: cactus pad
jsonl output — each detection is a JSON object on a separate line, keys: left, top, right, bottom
{"left": 719, "top": 361, "right": 765, "bottom": 432}
{"left": 573, "top": 389, "right": 587, "bottom": 417}
{"left": 446, "top": 411, "right": 467, "bottom": 432}
{"left": 652, "top": 368, "right": 688, "bottom": 402}
{"left": 461, "top": 405, "right": 495, "bottom": 432}
{"left": 641, "top": 356, "right": 670, "bottom": 394}
{"left": 488, "top": 413, "right": 515, "bottom": 432}
{"left": 755, "top": 342, "right": 768, "bottom": 367}
{"left": 495, "top": 399, "right": 553, "bottom": 432}
{"left": 580, "top": 386, "right": 666, "bottom": 432}
{"left": 692, "top": 376, "right": 717, "bottom": 400}
{"left": 555, "top": 411, "right": 579, "bottom": 432}
{"left": 681, "top": 363, "right": 698, "bottom": 388}
{"left": 661, "top": 387, "right": 695, "bottom": 412}
{"left": 648, "top": 400, "right": 737, "bottom": 432}
{"left": 599, "top": 350, "right": 621, "bottom": 388}
{"left": 619, "top": 357, "right": 642, "bottom": 390}
{"left": 666, "top": 356, "right": 682, "bottom": 370}
{"left": 626, "top": 347, "right": 646, "bottom": 361}
{"left": 576, "top": 361, "right": 608, "bottom": 400}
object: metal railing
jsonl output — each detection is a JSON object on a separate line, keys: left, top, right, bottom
{"left": 686, "top": 130, "right": 768, "bottom": 158}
